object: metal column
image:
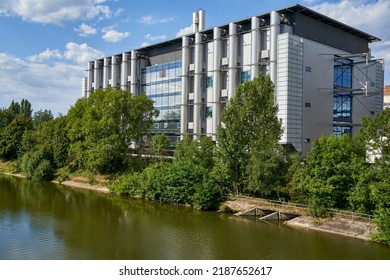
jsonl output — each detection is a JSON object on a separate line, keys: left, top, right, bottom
{"left": 270, "top": 11, "right": 280, "bottom": 85}
{"left": 130, "top": 50, "right": 138, "bottom": 95}
{"left": 180, "top": 36, "right": 190, "bottom": 139}
{"left": 103, "top": 57, "right": 110, "bottom": 89}
{"left": 111, "top": 55, "right": 118, "bottom": 89}
{"left": 212, "top": 27, "right": 222, "bottom": 141}
{"left": 251, "top": 17, "right": 260, "bottom": 80}
{"left": 94, "top": 60, "right": 101, "bottom": 90}
{"left": 228, "top": 22, "right": 238, "bottom": 100}
{"left": 194, "top": 32, "right": 203, "bottom": 139}
{"left": 121, "top": 53, "right": 128, "bottom": 91}
{"left": 87, "top": 61, "right": 94, "bottom": 97}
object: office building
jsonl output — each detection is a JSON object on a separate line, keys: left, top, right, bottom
{"left": 84, "top": 4, "right": 384, "bottom": 156}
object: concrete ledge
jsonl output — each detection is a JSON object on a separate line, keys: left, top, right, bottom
{"left": 285, "top": 216, "right": 376, "bottom": 241}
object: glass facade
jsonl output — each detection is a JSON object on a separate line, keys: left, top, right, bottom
{"left": 241, "top": 71, "right": 251, "bottom": 83}
{"left": 333, "top": 57, "right": 352, "bottom": 136}
{"left": 333, "top": 125, "right": 351, "bottom": 136}
{"left": 141, "top": 61, "right": 182, "bottom": 144}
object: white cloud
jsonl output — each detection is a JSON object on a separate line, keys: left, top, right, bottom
{"left": 0, "top": 0, "right": 111, "bottom": 24}
{"left": 140, "top": 42, "right": 151, "bottom": 47}
{"left": 176, "top": 26, "right": 193, "bottom": 37}
{"left": 26, "top": 42, "right": 104, "bottom": 66}
{"left": 145, "top": 34, "right": 167, "bottom": 42}
{"left": 0, "top": 53, "right": 84, "bottom": 114}
{"left": 27, "top": 49, "right": 63, "bottom": 62}
{"left": 74, "top": 23, "right": 97, "bottom": 37}
{"left": 114, "top": 7, "right": 124, "bottom": 17}
{"left": 102, "top": 29, "right": 129, "bottom": 43}
{"left": 63, "top": 42, "right": 104, "bottom": 65}
{"left": 137, "top": 15, "right": 174, "bottom": 25}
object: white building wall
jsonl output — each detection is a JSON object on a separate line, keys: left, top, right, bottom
{"left": 206, "top": 41, "right": 214, "bottom": 136}
{"left": 301, "top": 38, "right": 336, "bottom": 155}
{"left": 276, "top": 33, "right": 304, "bottom": 152}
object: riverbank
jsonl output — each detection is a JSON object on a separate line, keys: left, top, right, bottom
{"left": 1, "top": 172, "right": 110, "bottom": 193}
{"left": 222, "top": 197, "right": 376, "bottom": 241}
{"left": 0, "top": 170, "right": 377, "bottom": 242}
{"left": 285, "top": 216, "right": 376, "bottom": 241}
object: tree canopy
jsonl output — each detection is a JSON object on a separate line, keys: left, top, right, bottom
{"left": 67, "top": 88, "right": 158, "bottom": 173}
{"left": 215, "top": 74, "right": 283, "bottom": 196}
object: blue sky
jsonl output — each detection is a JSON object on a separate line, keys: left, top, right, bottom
{"left": 1, "top": 0, "right": 389, "bottom": 115}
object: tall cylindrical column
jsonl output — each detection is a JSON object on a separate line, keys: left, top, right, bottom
{"left": 111, "top": 55, "right": 118, "bottom": 89}
{"left": 228, "top": 22, "right": 238, "bottom": 100}
{"left": 103, "top": 57, "right": 110, "bottom": 89}
{"left": 251, "top": 16, "right": 260, "bottom": 80}
{"left": 199, "top": 9, "right": 206, "bottom": 31}
{"left": 270, "top": 11, "right": 280, "bottom": 85}
{"left": 180, "top": 36, "right": 190, "bottom": 139}
{"left": 130, "top": 50, "right": 138, "bottom": 95}
{"left": 192, "top": 12, "right": 199, "bottom": 33}
{"left": 194, "top": 32, "right": 203, "bottom": 139}
{"left": 121, "top": 53, "right": 128, "bottom": 91}
{"left": 212, "top": 27, "right": 222, "bottom": 141}
{"left": 94, "top": 60, "right": 101, "bottom": 90}
{"left": 87, "top": 61, "right": 94, "bottom": 97}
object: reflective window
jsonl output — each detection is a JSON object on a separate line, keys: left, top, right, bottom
{"left": 141, "top": 60, "right": 182, "bottom": 138}
{"left": 333, "top": 125, "right": 352, "bottom": 136}
{"left": 205, "top": 106, "right": 212, "bottom": 118}
{"left": 241, "top": 71, "right": 251, "bottom": 83}
{"left": 333, "top": 57, "right": 353, "bottom": 136}
{"left": 334, "top": 58, "right": 352, "bottom": 89}
{"left": 206, "top": 76, "right": 213, "bottom": 88}
{"left": 333, "top": 93, "right": 352, "bottom": 121}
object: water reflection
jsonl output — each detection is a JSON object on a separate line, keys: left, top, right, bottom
{"left": 1, "top": 174, "right": 390, "bottom": 260}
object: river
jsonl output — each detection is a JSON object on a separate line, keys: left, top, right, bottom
{"left": 1, "top": 174, "right": 389, "bottom": 260}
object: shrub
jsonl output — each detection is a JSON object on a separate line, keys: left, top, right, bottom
{"left": 307, "top": 196, "right": 330, "bottom": 218}
{"left": 20, "top": 150, "right": 44, "bottom": 179}
{"left": 111, "top": 172, "right": 142, "bottom": 196}
{"left": 20, "top": 149, "right": 54, "bottom": 181}
{"left": 33, "top": 159, "right": 54, "bottom": 181}
{"left": 372, "top": 208, "right": 390, "bottom": 245}
{"left": 192, "top": 180, "right": 223, "bottom": 211}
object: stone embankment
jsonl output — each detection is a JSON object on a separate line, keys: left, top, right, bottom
{"left": 285, "top": 216, "right": 376, "bottom": 241}
{"left": 223, "top": 197, "right": 376, "bottom": 241}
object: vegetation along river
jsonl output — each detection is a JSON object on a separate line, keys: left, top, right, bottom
{"left": 1, "top": 174, "right": 390, "bottom": 260}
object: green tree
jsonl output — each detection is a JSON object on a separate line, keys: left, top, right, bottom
{"left": 151, "top": 134, "right": 170, "bottom": 156}
{"left": 20, "top": 99, "right": 32, "bottom": 118}
{"left": 0, "top": 116, "right": 33, "bottom": 160}
{"left": 0, "top": 108, "right": 14, "bottom": 128}
{"left": 174, "top": 136, "right": 215, "bottom": 170}
{"left": 215, "top": 74, "right": 283, "bottom": 195}
{"left": 8, "top": 99, "right": 32, "bottom": 118}
{"left": 358, "top": 108, "right": 390, "bottom": 244}
{"left": 33, "top": 109, "right": 54, "bottom": 128}
{"left": 288, "top": 134, "right": 369, "bottom": 217}
{"left": 67, "top": 88, "right": 158, "bottom": 173}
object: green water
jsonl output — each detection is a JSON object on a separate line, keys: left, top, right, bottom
{"left": 1, "top": 174, "right": 389, "bottom": 260}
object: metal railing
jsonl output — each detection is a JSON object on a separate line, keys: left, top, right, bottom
{"left": 227, "top": 195, "right": 374, "bottom": 222}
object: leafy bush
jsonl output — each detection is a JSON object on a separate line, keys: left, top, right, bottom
{"left": 307, "top": 196, "right": 329, "bottom": 218}
{"left": 33, "top": 159, "right": 54, "bottom": 182}
{"left": 372, "top": 208, "right": 390, "bottom": 245}
{"left": 192, "top": 180, "right": 223, "bottom": 210}
{"left": 20, "top": 149, "right": 54, "bottom": 181}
